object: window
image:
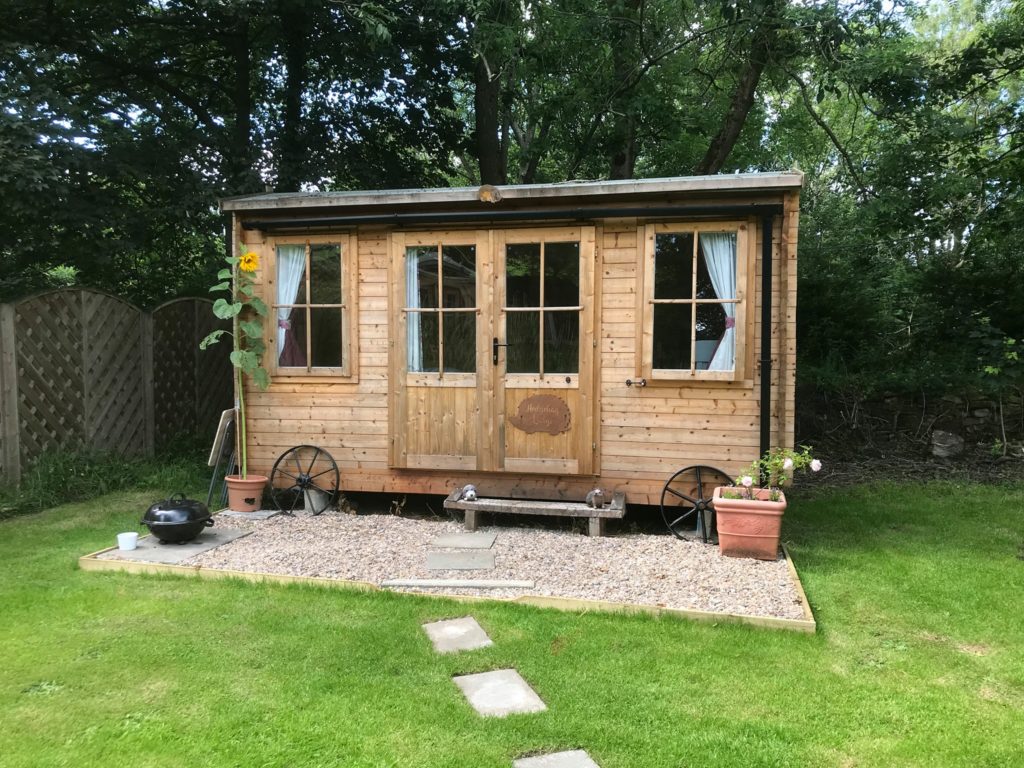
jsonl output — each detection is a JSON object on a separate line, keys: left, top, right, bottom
{"left": 504, "top": 240, "right": 581, "bottom": 374}
{"left": 643, "top": 223, "right": 748, "bottom": 381}
{"left": 271, "top": 237, "right": 353, "bottom": 375}
{"left": 405, "top": 243, "right": 478, "bottom": 374}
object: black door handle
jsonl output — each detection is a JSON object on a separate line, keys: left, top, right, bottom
{"left": 492, "top": 337, "right": 508, "bottom": 365}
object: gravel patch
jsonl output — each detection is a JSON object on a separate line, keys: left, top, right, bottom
{"left": 184, "top": 512, "right": 808, "bottom": 620}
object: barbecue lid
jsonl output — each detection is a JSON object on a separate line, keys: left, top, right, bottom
{"left": 143, "top": 493, "right": 211, "bottom": 525}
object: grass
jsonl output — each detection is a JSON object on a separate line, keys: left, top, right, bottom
{"left": 0, "top": 481, "right": 1022, "bottom": 767}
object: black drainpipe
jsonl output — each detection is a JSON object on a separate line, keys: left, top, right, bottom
{"left": 759, "top": 215, "right": 773, "bottom": 461}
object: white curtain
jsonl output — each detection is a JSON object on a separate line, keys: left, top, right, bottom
{"left": 276, "top": 245, "right": 306, "bottom": 365}
{"left": 406, "top": 248, "right": 422, "bottom": 371}
{"left": 701, "top": 233, "right": 737, "bottom": 371}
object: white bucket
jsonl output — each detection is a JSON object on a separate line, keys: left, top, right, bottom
{"left": 117, "top": 531, "right": 139, "bottom": 551}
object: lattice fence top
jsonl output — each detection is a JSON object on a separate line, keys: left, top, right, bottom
{"left": 0, "top": 289, "right": 232, "bottom": 484}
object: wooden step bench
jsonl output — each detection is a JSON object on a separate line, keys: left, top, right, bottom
{"left": 443, "top": 490, "right": 627, "bottom": 537}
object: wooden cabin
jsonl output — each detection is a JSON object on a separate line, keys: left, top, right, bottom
{"left": 222, "top": 173, "right": 801, "bottom": 505}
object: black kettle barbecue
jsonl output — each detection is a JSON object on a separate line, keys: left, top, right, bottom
{"left": 141, "top": 494, "right": 214, "bottom": 544}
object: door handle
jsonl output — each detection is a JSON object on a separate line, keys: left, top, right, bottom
{"left": 492, "top": 337, "right": 508, "bottom": 365}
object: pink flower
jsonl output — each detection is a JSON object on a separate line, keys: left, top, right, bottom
{"left": 741, "top": 475, "right": 754, "bottom": 487}
{"left": 783, "top": 457, "right": 794, "bottom": 470}
{"left": 810, "top": 459, "right": 822, "bottom": 472}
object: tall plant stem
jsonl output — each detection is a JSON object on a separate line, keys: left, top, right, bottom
{"left": 238, "top": 365, "right": 247, "bottom": 476}
{"left": 232, "top": 260, "right": 248, "bottom": 478}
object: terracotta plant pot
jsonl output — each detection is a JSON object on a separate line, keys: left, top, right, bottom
{"left": 225, "top": 474, "right": 268, "bottom": 513}
{"left": 712, "top": 486, "right": 787, "bottom": 560}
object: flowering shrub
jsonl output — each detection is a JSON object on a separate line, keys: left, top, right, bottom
{"left": 728, "top": 446, "right": 822, "bottom": 501}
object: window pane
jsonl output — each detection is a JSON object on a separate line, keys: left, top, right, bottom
{"left": 310, "top": 308, "right": 342, "bottom": 367}
{"left": 654, "top": 233, "right": 694, "bottom": 299}
{"left": 506, "top": 243, "right": 541, "bottom": 307}
{"left": 407, "top": 246, "right": 438, "bottom": 309}
{"left": 442, "top": 245, "right": 476, "bottom": 308}
{"left": 544, "top": 311, "right": 579, "bottom": 373}
{"left": 506, "top": 311, "right": 539, "bottom": 373}
{"left": 652, "top": 304, "right": 693, "bottom": 370}
{"left": 696, "top": 303, "right": 734, "bottom": 371}
{"left": 442, "top": 312, "right": 476, "bottom": 373}
{"left": 277, "top": 244, "right": 307, "bottom": 305}
{"left": 543, "top": 241, "right": 579, "bottom": 307}
{"left": 698, "top": 232, "right": 736, "bottom": 300}
{"left": 278, "top": 307, "right": 307, "bottom": 367}
{"left": 408, "top": 312, "right": 439, "bottom": 372}
{"left": 310, "top": 244, "right": 342, "bottom": 304}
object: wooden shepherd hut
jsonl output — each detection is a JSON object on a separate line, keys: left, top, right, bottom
{"left": 222, "top": 172, "right": 801, "bottom": 510}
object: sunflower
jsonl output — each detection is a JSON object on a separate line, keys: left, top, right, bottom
{"left": 239, "top": 251, "right": 260, "bottom": 272}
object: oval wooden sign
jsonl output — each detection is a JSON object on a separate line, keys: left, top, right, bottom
{"left": 508, "top": 394, "right": 572, "bottom": 435}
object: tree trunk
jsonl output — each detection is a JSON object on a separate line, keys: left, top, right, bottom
{"left": 607, "top": 0, "right": 641, "bottom": 180}
{"left": 226, "top": 10, "right": 257, "bottom": 193}
{"left": 474, "top": 53, "right": 506, "bottom": 185}
{"left": 276, "top": 0, "right": 309, "bottom": 192}
{"left": 695, "top": 1, "right": 781, "bottom": 175}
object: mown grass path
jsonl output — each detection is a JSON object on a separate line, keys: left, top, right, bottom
{"left": 1, "top": 483, "right": 1022, "bottom": 767}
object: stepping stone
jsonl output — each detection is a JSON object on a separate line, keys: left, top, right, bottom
{"left": 422, "top": 616, "right": 493, "bottom": 654}
{"left": 97, "top": 528, "right": 250, "bottom": 565}
{"left": 427, "top": 550, "right": 495, "bottom": 570}
{"left": 453, "top": 669, "right": 547, "bottom": 717}
{"left": 513, "top": 752, "right": 600, "bottom": 768}
{"left": 429, "top": 532, "right": 497, "bottom": 549}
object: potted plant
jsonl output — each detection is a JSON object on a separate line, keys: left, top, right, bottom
{"left": 201, "top": 248, "right": 271, "bottom": 512}
{"left": 712, "top": 446, "right": 822, "bottom": 560}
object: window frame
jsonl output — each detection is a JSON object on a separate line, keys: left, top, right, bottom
{"left": 640, "top": 220, "right": 751, "bottom": 383}
{"left": 265, "top": 233, "right": 357, "bottom": 379}
{"left": 393, "top": 230, "right": 488, "bottom": 387}
{"left": 499, "top": 228, "right": 587, "bottom": 381}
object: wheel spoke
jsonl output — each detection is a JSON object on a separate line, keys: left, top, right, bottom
{"left": 670, "top": 512, "right": 694, "bottom": 530}
{"left": 665, "top": 486, "right": 697, "bottom": 505}
{"left": 305, "top": 447, "right": 322, "bottom": 477}
{"left": 275, "top": 469, "right": 300, "bottom": 483}
{"left": 695, "top": 466, "right": 703, "bottom": 500}
{"left": 291, "top": 451, "right": 303, "bottom": 476}
{"left": 307, "top": 467, "right": 337, "bottom": 484}
{"left": 288, "top": 486, "right": 303, "bottom": 515}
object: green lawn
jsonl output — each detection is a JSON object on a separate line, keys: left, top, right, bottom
{"left": 1, "top": 482, "right": 1022, "bottom": 767}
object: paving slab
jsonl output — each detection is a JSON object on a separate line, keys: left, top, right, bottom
{"left": 513, "top": 751, "right": 600, "bottom": 768}
{"left": 429, "top": 532, "right": 497, "bottom": 549}
{"left": 382, "top": 578, "right": 534, "bottom": 589}
{"left": 218, "top": 509, "right": 280, "bottom": 521}
{"left": 422, "top": 616, "right": 493, "bottom": 654}
{"left": 97, "top": 528, "right": 249, "bottom": 564}
{"left": 427, "top": 550, "right": 495, "bottom": 570}
{"left": 453, "top": 669, "right": 546, "bottom": 717}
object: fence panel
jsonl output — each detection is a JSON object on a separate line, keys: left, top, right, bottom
{"left": 0, "top": 289, "right": 232, "bottom": 484}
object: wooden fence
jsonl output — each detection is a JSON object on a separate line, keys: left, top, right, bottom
{"left": 0, "top": 289, "right": 232, "bottom": 484}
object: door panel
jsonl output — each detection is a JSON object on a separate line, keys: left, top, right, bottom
{"left": 390, "top": 231, "right": 491, "bottom": 471}
{"left": 495, "top": 227, "right": 596, "bottom": 475}
{"left": 390, "top": 226, "right": 596, "bottom": 476}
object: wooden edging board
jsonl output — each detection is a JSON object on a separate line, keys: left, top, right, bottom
{"left": 78, "top": 542, "right": 816, "bottom": 634}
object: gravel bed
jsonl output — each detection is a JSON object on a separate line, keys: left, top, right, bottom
{"left": 184, "top": 511, "right": 808, "bottom": 620}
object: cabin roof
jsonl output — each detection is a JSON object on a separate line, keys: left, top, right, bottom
{"left": 220, "top": 172, "right": 803, "bottom": 212}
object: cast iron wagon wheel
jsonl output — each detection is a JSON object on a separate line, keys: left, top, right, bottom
{"left": 660, "top": 465, "right": 733, "bottom": 542}
{"left": 269, "top": 445, "right": 340, "bottom": 516}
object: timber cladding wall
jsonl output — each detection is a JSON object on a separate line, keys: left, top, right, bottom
{"left": 0, "top": 289, "right": 232, "bottom": 484}
{"left": 237, "top": 184, "right": 799, "bottom": 505}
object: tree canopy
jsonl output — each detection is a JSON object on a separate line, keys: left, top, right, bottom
{"left": 1, "top": 0, "right": 1022, "bottom": 400}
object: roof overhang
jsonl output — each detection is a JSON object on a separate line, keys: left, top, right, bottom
{"left": 220, "top": 172, "right": 803, "bottom": 214}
